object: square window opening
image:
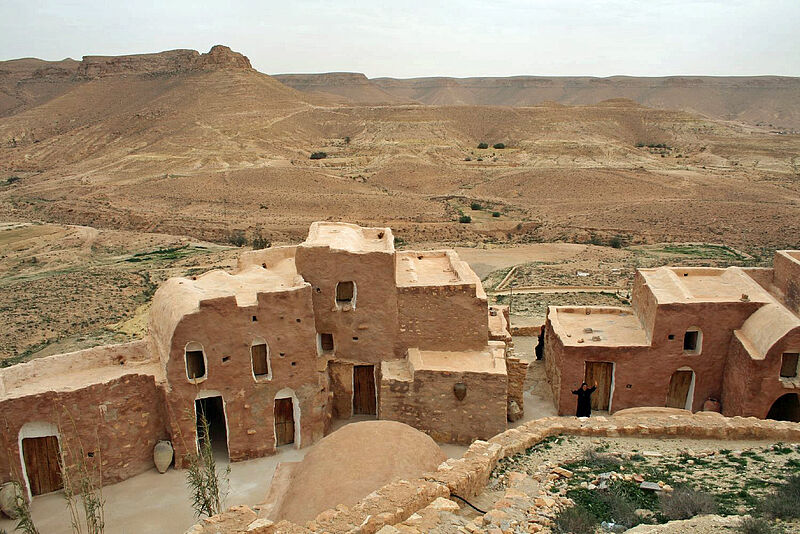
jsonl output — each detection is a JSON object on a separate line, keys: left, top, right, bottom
{"left": 780, "top": 353, "right": 799, "bottom": 378}
{"left": 319, "top": 333, "right": 334, "bottom": 352}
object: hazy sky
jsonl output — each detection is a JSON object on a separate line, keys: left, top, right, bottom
{"left": 2, "top": 0, "right": 799, "bottom": 77}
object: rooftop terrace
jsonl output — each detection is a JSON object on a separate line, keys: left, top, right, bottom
{"left": 640, "top": 266, "right": 772, "bottom": 304}
{"left": 550, "top": 307, "right": 650, "bottom": 347}
{"left": 303, "top": 221, "right": 394, "bottom": 253}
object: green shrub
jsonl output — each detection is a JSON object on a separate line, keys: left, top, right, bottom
{"left": 553, "top": 505, "right": 598, "bottom": 534}
{"left": 493, "top": 142, "right": 505, "bottom": 149}
{"left": 459, "top": 215, "right": 472, "bottom": 224}
{"left": 251, "top": 229, "right": 270, "bottom": 250}
{"left": 227, "top": 230, "right": 247, "bottom": 247}
{"left": 6, "top": 176, "right": 20, "bottom": 185}
{"left": 737, "top": 517, "right": 785, "bottom": 534}
{"left": 310, "top": 152, "right": 327, "bottom": 160}
{"left": 659, "top": 486, "right": 717, "bottom": 520}
{"left": 758, "top": 474, "right": 800, "bottom": 520}
{"left": 470, "top": 202, "right": 482, "bottom": 210}
{"left": 492, "top": 212, "right": 501, "bottom": 217}
{"left": 477, "top": 142, "right": 488, "bottom": 149}
{"left": 610, "top": 235, "right": 624, "bottom": 249}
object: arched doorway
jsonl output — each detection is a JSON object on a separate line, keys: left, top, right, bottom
{"left": 666, "top": 368, "right": 695, "bottom": 410}
{"left": 766, "top": 393, "right": 800, "bottom": 422}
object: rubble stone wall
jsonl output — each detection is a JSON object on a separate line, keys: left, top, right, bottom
{"left": 190, "top": 411, "right": 800, "bottom": 534}
{"left": 379, "top": 368, "right": 507, "bottom": 444}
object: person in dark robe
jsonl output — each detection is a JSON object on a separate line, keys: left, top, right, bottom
{"left": 572, "top": 381, "right": 598, "bottom": 417}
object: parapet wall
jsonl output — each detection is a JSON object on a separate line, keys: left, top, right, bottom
{"left": 397, "top": 284, "right": 488, "bottom": 352}
{"left": 190, "top": 410, "right": 800, "bottom": 534}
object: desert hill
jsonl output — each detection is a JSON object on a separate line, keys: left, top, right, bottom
{"left": 276, "top": 73, "right": 800, "bottom": 130}
{"left": 0, "top": 45, "right": 798, "bottom": 251}
{"left": 274, "top": 72, "right": 406, "bottom": 105}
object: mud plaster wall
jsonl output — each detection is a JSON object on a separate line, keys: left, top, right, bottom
{"left": 631, "top": 272, "right": 658, "bottom": 340}
{"left": 548, "top": 301, "right": 763, "bottom": 416}
{"left": 328, "top": 360, "right": 355, "bottom": 419}
{"left": 295, "top": 247, "right": 400, "bottom": 361}
{"left": 723, "top": 327, "right": 800, "bottom": 418}
{"left": 163, "top": 286, "right": 328, "bottom": 465}
{"left": 774, "top": 253, "right": 800, "bottom": 314}
{"left": 0, "top": 374, "right": 167, "bottom": 496}
{"left": 379, "top": 369, "right": 507, "bottom": 444}
{"left": 543, "top": 313, "right": 563, "bottom": 408}
{"left": 397, "top": 285, "right": 488, "bottom": 352}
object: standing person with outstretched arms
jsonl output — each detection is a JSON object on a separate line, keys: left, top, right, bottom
{"left": 572, "top": 381, "right": 598, "bottom": 417}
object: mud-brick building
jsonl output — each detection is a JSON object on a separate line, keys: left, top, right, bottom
{"left": 545, "top": 251, "right": 800, "bottom": 421}
{"left": 0, "top": 222, "right": 517, "bottom": 499}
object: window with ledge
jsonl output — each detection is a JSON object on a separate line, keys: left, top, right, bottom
{"left": 251, "top": 338, "right": 271, "bottom": 380}
{"left": 185, "top": 342, "right": 206, "bottom": 381}
{"left": 780, "top": 353, "right": 799, "bottom": 379}
{"left": 335, "top": 281, "right": 356, "bottom": 309}
{"left": 319, "top": 333, "right": 334, "bottom": 353}
{"left": 683, "top": 329, "right": 702, "bottom": 354}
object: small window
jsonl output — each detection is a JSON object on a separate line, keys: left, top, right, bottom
{"left": 185, "top": 342, "right": 206, "bottom": 380}
{"left": 780, "top": 353, "right": 799, "bottom": 378}
{"left": 251, "top": 339, "right": 270, "bottom": 379}
{"left": 683, "top": 329, "right": 701, "bottom": 354}
{"left": 319, "top": 333, "right": 334, "bottom": 352}
{"left": 335, "top": 281, "right": 355, "bottom": 307}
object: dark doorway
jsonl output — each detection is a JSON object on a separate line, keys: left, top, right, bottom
{"left": 353, "top": 365, "right": 377, "bottom": 415}
{"left": 584, "top": 362, "right": 613, "bottom": 411}
{"left": 274, "top": 397, "right": 295, "bottom": 446}
{"left": 766, "top": 393, "right": 800, "bottom": 422}
{"left": 535, "top": 327, "right": 544, "bottom": 360}
{"left": 666, "top": 370, "right": 693, "bottom": 409}
{"left": 22, "top": 436, "right": 62, "bottom": 496}
{"left": 195, "top": 396, "right": 228, "bottom": 459}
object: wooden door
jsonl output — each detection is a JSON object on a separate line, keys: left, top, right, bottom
{"left": 22, "top": 436, "right": 62, "bottom": 496}
{"left": 274, "top": 398, "right": 295, "bottom": 446}
{"left": 666, "top": 370, "right": 693, "bottom": 409}
{"left": 353, "top": 365, "right": 377, "bottom": 415}
{"left": 584, "top": 362, "right": 613, "bottom": 411}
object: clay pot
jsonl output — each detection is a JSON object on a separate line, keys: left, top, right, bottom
{"left": 153, "top": 440, "right": 174, "bottom": 473}
{"left": 702, "top": 398, "right": 721, "bottom": 413}
{"left": 453, "top": 382, "right": 467, "bottom": 401}
{"left": 0, "top": 481, "right": 22, "bottom": 519}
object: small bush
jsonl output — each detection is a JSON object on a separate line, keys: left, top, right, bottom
{"left": 459, "top": 215, "right": 472, "bottom": 224}
{"left": 477, "top": 142, "right": 488, "bottom": 149}
{"left": 583, "top": 447, "right": 623, "bottom": 470}
{"left": 344, "top": 136, "right": 351, "bottom": 144}
{"left": 227, "top": 230, "right": 247, "bottom": 247}
{"left": 493, "top": 142, "right": 505, "bottom": 149}
{"left": 553, "top": 505, "right": 598, "bottom": 534}
{"left": 659, "top": 486, "right": 717, "bottom": 520}
{"left": 251, "top": 229, "right": 270, "bottom": 250}
{"left": 758, "top": 474, "right": 800, "bottom": 520}
{"left": 6, "top": 176, "right": 20, "bottom": 185}
{"left": 310, "top": 152, "right": 327, "bottom": 160}
{"left": 610, "top": 235, "right": 624, "bottom": 249}
{"left": 470, "top": 202, "right": 482, "bottom": 210}
{"left": 492, "top": 211, "right": 501, "bottom": 217}
{"left": 737, "top": 517, "right": 785, "bottom": 534}
{"left": 464, "top": 157, "right": 471, "bottom": 161}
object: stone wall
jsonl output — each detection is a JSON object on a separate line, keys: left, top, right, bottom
{"left": 397, "top": 284, "right": 488, "bottom": 352}
{"left": 379, "top": 366, "right": 507, "bottom": 444}
{"left": 189, "top": 411, "right": 800, "bottom": 534}
{"left": 505, "top": 356, "right": 528, "bottom": 416}
{"left": 0, "top": 373, "right": 167, "bottom": 497}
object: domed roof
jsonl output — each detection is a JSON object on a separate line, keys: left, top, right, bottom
{"left": 269, "top": 420, "right": 446, "bottom": 524}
